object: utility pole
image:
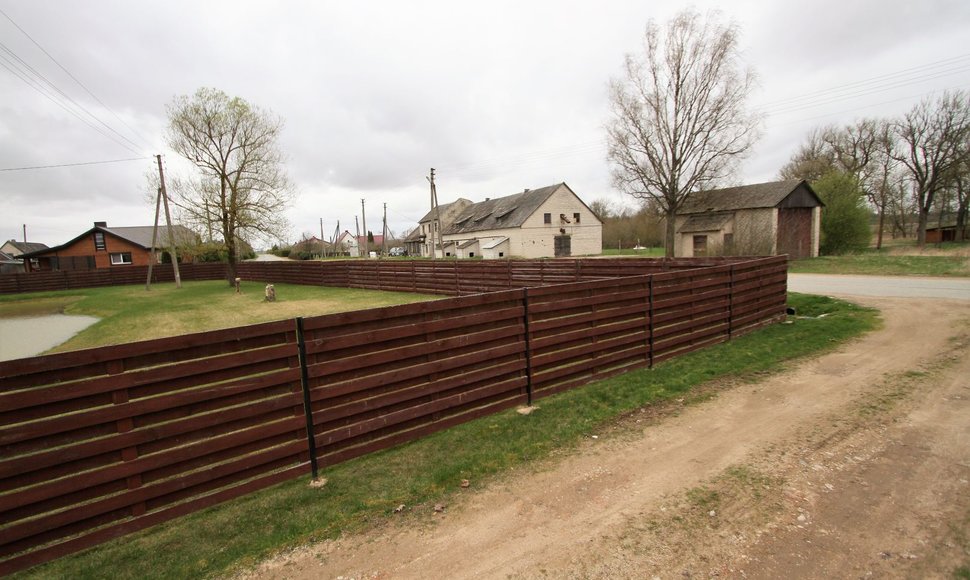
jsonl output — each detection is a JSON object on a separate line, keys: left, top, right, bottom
{"left": 156, "top": 154, "right": 182, "bottom": 288}
{"left": 354, "top": 215, "right": 361, "bottom": 258}
{"left": 331, "top": 221, "right": 340, "bottom": 256}
{"left": 427, "top": 168, "right": 444, "bottom": 259}
{"left": 22, "top": 224, "right": 29, "bottom": 274}
{"left": 360, "top": 198, "right": 368, "bottom": 258}
{"left": 382, "top": 202, "right": 388, "bottom": 257}
{"left": 319, "top": 217, "right": 324, "bottom": 258}
{"left": 145, "top": 186, "right": 163, "bottom": 290}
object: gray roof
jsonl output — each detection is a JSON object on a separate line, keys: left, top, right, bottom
{"left": 678, "top": 213, "right": 733, "bottom": 233}
{"left": 481, "top": 237, "right": 508, "bottom": 249}
{"left": 417, "top": 198, "right": 473, "bottom": 223}
{"left": 106, "top": 225, "right": 198, "bottom": 248}
{"left": 21, "top": 224, "right": 199, "bottom": 257}
{"left": 3, "top": 240, "right": 49, "bottom": 254}
{"left": 679, "top": 179, "right": 810, "bottom": 214}
{"left": 443, "top": 183, "right": 565, "bottom": 235}
{"left": 0, "top": 250, "right": 20, "bottom": 264}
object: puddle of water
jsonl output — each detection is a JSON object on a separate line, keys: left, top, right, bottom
{"left": 0, "top": 314, "right": 100, "bottom": 362}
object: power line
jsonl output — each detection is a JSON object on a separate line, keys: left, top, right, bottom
{"left": 0, "top": 9, "right": 150, "bottom": 154}
{"left": 762, "top": 63, "right": 970, "bottom": 116}
{"left": 0, "top": 157, "right": 150, "bottom": 172}
{"left": 0, "top": 48, "right": 145, "bottom": 156}
{"left": 759, "top": 53, "right": 970, "bottom": 108}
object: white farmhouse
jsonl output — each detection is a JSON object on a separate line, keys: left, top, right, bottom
{"left": 439, "top": 183, "right": 602, "bottom": 259}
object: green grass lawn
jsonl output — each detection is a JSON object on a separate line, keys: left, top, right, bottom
{"left": 12, "top": 292, "right": 879, "bottom": 580}
{"left": 601, "top": 247, "right": 666, "bottom": 257}
{"left": 0, "top": 281, "right": 439, "bottom": 353}
{"left": 789, "top": 251, "right": 970, "bottom": 277}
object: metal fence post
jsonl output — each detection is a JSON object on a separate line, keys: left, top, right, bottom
{"left": 294, "top": 317, "right": 320, "bottom": 480}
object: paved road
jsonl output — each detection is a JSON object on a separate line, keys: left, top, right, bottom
{"left": 249, "top": 253, "right": 290, "bottom": 261}
{"left": 789, "top": 273, "right": 970, "bottom": 301}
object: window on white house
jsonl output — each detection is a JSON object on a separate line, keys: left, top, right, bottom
{"left": 574, "top": 212, "right": 581, "bottom": 224}
{"left": 110, "top": 252, "right": 133, "bottom": 265}
{"left": 544, "top": 213, "right": 551, "bottom": 224}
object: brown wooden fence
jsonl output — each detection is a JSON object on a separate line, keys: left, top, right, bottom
{"left": 0, "top": 256, "right": 787, "bottom": 574}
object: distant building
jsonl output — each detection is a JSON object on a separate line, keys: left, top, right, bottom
{"left": 674, "top": 180, "right": 823, "bottom": 259}
{"left": 404, "top": 198, "right": 473, "bottom": 258}
{"left": 21, "top": 221, "right": 199, "bottom": 272}
{"left": 0, "top": 240, "right": 49, "bottom": 273}
{"left": 438, "top": 183, "right": 602, "bottom": 259}
{"left": 334, "top": 231, "right": 385, "bottom": 257}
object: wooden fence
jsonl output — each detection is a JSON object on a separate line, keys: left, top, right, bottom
{"left": 2, "top": 255, "right": 765, "bottom": 296}
{"left": 0, "top": 256, "right": 787, "bottom": 574}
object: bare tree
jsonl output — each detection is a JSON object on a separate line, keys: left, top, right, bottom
{"left": 779, "top": 126, "right": 837, "bottom": 182}
{"left": 606, "top": 9, "right": 761, "bottom": 257}
{"left": 166, "top": 87, "right": 293, "bottom": 283}
{"left": 954, "top": 169, "right": 969, "bottom": 242}
{"left": 891, "top": 91, "right": 970, "bottom": 246}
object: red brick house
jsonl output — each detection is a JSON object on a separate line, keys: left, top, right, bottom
{"left": 21, "top": 222, "right": 199, "bottom": 272}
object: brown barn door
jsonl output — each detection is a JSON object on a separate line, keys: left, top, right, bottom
{"left": 777, "top": 208, "right": 812, "bottom": 259}
{"left": 554, "top": 235, "right": 571, "bottom": 257}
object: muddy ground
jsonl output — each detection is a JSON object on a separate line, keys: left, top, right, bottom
{"left": 239, "top": 296, "right": 970, "bottom": 579}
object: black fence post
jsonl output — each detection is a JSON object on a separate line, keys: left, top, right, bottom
{"left": 294, "top": 317, "right": 320, "bottom": 480}
{"left": 523, "top": 288, "right": 534, "bottom": 406}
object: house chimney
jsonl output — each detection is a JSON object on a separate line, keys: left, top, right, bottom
{"left": 94, "top": 221, "right": 107, "bottom": 228}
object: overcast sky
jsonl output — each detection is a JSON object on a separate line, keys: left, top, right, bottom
{"left": 2, "top": 0, "right": 969, "bottom": 248}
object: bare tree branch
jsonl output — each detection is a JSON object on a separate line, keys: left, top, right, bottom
{"left": 606, "top": 9, "right": 762, "bottom": 256}
{"left": 165, "top": 88, "right": 294, "bottom": 283}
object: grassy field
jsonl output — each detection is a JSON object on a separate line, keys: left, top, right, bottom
{"left": 601, "top": 247, "right": 666, "bottom": 257}
{"left": 0, "top": 281, "right": 439, "bottom": 353}
{"left": 12, "top": 292, "right": 879, "bottom": 579}
{"left": 789, "top": 250, "right": 970, "bottom": 277}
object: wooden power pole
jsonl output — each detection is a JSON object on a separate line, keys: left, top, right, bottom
{"left": 382, "top": 202, "right": 388, "bottom": 257}
{"left": 360, "top": 198, "right": 368, "bottom": 258}
{"left": 156, "top": 154, "right": 182, "bottom": 288}
{"left": 428, "top": 168, "right": 444, "bottom": 259}
{"left": 145, "top": 186, "right": 163, "bottom": 290}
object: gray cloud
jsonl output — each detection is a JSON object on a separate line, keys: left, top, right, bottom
{"left": 2, "top": 0, "right": 968, "bottom": 246}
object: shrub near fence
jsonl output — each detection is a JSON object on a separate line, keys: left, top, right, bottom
{"left": 0, "top": 256, "right": 787, "bottom": 574}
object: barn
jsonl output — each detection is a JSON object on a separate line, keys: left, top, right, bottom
{"left": 673, "top": 179, "right": 824, "bottom": 259}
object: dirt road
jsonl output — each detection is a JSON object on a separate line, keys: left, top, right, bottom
{"left": 242, "top": 296, "right": 970, "bottom": 579}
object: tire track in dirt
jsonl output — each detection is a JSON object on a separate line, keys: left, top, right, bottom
{"left": 238, "top": 297, "right": 970, "bottom": 579}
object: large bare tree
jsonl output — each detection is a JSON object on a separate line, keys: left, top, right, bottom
{"left": 891, "top": 91, "right": 970, "bottom": 246}
{"left": 606, "top": 9, "right": 761, "bottom": 257}
{"left": 166, "top": 87, "right": 293, "bottom": 283}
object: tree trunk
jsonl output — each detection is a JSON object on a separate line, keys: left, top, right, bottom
{"left": 916, "top": 208, "right": 929, "bottom": 247}
{"left": 875, "top": 202, "right": 886, "bottom": 250}
{"left": 956, "top": 199, "right": 968, "bottom": 243}
{"left": 664, "top": 212, "right": 676, "bottom": 258}
{"left": 225, "top": 236, "right": 238, "bottom": 286}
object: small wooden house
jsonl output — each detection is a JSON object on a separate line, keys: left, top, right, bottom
{"left": 674, "top": 180, "right": 824, "bottom": 259}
